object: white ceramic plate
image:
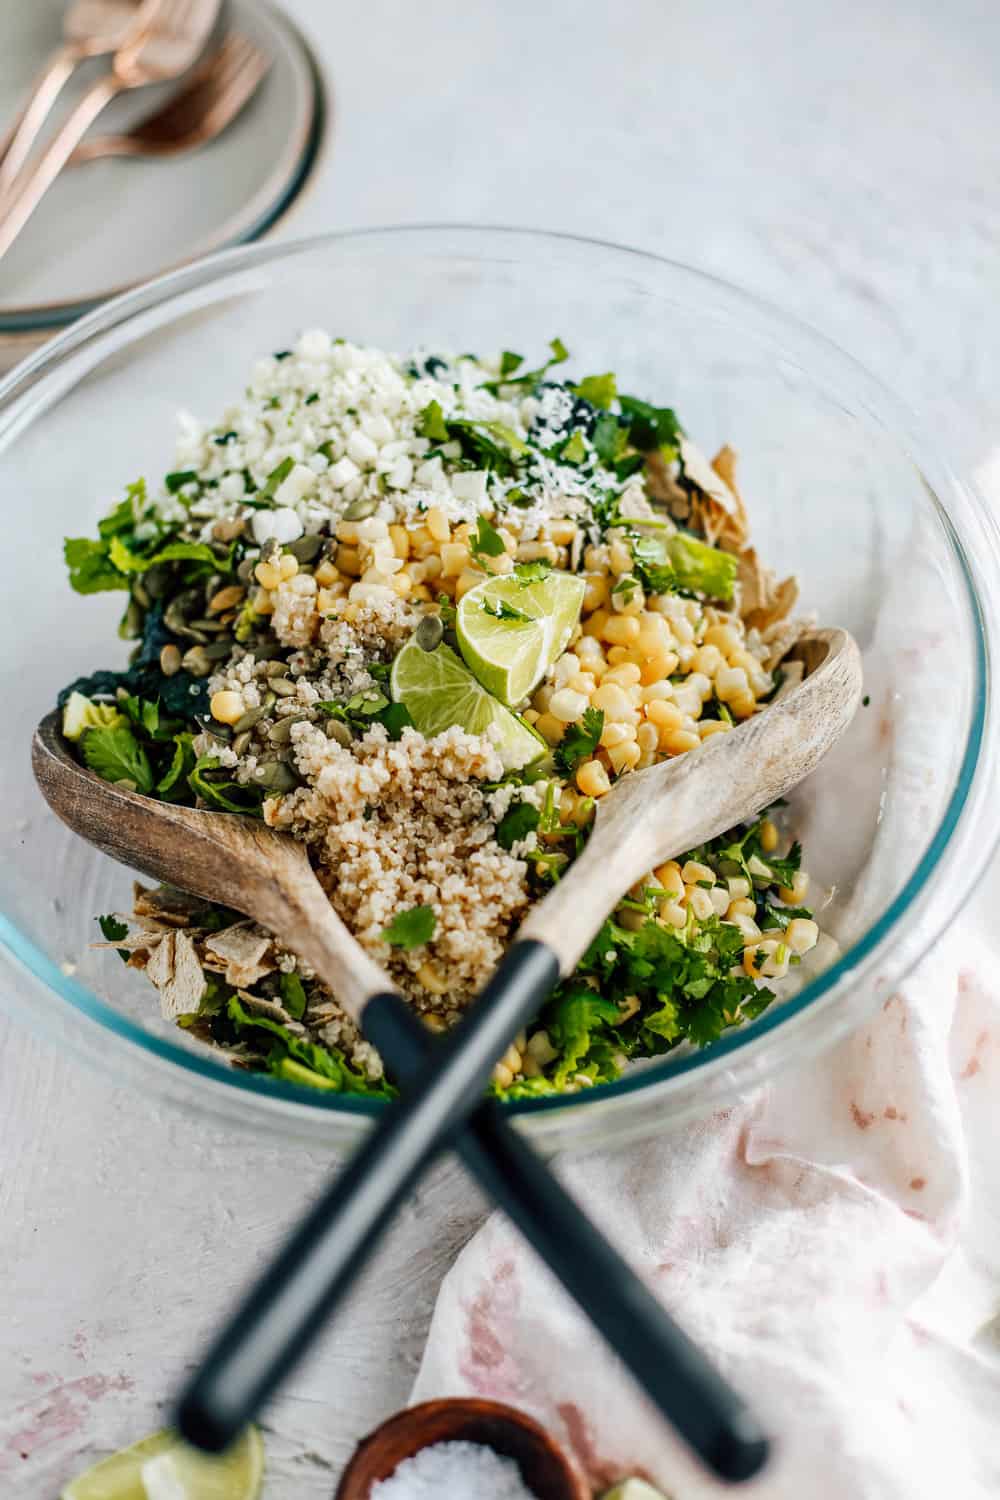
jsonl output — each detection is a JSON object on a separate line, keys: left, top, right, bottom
{"left": 0, "top": 0, "right": 325, "bottom": 332}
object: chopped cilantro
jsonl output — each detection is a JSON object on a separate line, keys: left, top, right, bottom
{"left": 382, "top": 905, "right": 437, "bottom": 949}
{"left": 495, "top": 800, "right": 541, "bottom": 851}
{"left": 416, "top": 399, "right": 450, "bottom": 442}
{"left": 80, "top": 724, "right": 154, "bottom": 793}
{"left": 471, "top": 514, "right": 506, "bottom": 563}
{"left": 499, "top": 350, "right": 523, "bottom": 376}
{"left": 513, "top": 559, "right": 552, "bottom": 583}
{"left": 618, "top": 395, "right": 682, "bottom": 453}
{"left": 592, "top": 412, "right": 627, "bottom": 465}
{"left": 571, "top": 373, "right": 617, "bottom": 410}
{"left": 258, "top": 456, "right": 294, "bottom": 500}
{"left": 553, "top": 707, "right": 604, "bottom": 776}
{"left": 280, "top": 971, "right": 308, "bottom": 1019}
{"left": 97, "top": 913, "right": 130, "bottom": 963}
{"left": 482, "top": 596, "right": 532, "bottom": 622}
{"left": 560, "top": 431, "right": 587, "bottom": 465}
{"left": 164, "top": 470, "right": 199, "bottom": 493}
{"left": 305, "top": 393, "right": 320, "bottom": 405}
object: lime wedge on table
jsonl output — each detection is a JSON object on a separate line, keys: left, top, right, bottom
{"left": 61, "top": 1426, "right": 263, "bottom": 1500}
{"left": 391, "top": 637, "right": 544, "bottom": 770}
{"left": 600, "top": 1481, "right": 671, "bottom": 1500}
{"left": 456, "top": 571, "right": 585, "bottom": 705}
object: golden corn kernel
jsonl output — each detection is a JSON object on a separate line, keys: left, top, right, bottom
{"left": 662, "top": 728, "right": 701, "bottom": 756}
{"left": 576, "top": 759, "right": 611, "bottom": 797}
{"left": 603, "top": 614, "right": 641, "bottom": 647}
{"left": 209, "top": 690, "right": 244, "bottom": 725}
{"left": 389, "top": 524, "right": 411, "bottom": 559}
{"left": 416, "top": 961, "right": 448, "bottom": 995}
{"left": 704, "top": 623, "right": 742, "bottom": 657}
{"left": 391, "top": 571, "right": 412, "bottom": 597}
{"left": 254, "top": 560, "right": 281, "bottom": 590}
{"left": 583, "top": 573, "right": 610, "bottom": 612}
{"left": 583, "top": 608, "right": 611, "bottom": 639}
{"left": 535, "top": 713, "right": 566, "bottom": 745}
{"left": 336, "top": 545, "right": 362, "bottom": 577}
{"left": 760, "top": 818, "right": 779, "bottom": 853}
{"left": 455, "top": 568, "right": 482, "bottom": 600}
{"left": 314, "top": 559, "right": 339, "bottom": 587}
{"left": 778, "top": 870, "right": 810, "bottom": 905}
{"left": 654, "top": 860, "right": 684, "bottom": 894}
{"left": 607, "top": 740, "right": 641, "bottom": 774}
{"left": 278, "top": 553, "right": 299, "bottom": 581}
{"left": 659, "top": 898, "right": 687, "bottom": 928}
{"left": 426, "top": 506, "right": 451, "bottom": 543}
{"left": 645, "top": 699, "right": 683, "bottom": 729}
{"left": 440, "top": 542, "right": 470, "bottom": 578}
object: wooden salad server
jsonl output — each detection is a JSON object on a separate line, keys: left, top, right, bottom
{"left": 32, "top": 625, "right": 859, "bottom": 1478}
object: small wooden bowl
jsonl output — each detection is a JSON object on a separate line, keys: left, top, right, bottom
{"left": 335, "top": 1397, "right": 590, "bottom": 1499}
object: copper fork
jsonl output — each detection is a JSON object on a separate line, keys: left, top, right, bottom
{"left": 69, "top": 33, "right": 270, "bottom": 164}
{"left": 0, "top": 0, "right": 221, "bottom": 261}
{"left": 0, "top": 0, "right": 161, "bottom": 189}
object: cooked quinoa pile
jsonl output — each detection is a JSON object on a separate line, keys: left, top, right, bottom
{"left": 62, "top": 335, "right": 824, "bottom": 1099}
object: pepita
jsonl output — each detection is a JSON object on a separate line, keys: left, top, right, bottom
{"left": 160, "top": 644, "right": 182, "bottom": 676}
{"left": 232, "top": 705, "right": 266, "bottom": 734}
{"left": 232, "top": 730, "right": 252, "bottom": 756}
{"left": 165, "top": 592, "right": 208, "bottom": 642}
{"left": 144, "top": 564, "right": 170, "bottom": 599}
{"left": 269, "top": 677, "right": 298, "bottom": 697}
{"left": 203, "top": 638, "right": 235, "bottom": 660}
{"left": 252, "top": 760, "right": 300, "bottom": 792}
{"left": 268, "top": 716, "right": 301, "bottom": 745}
{"left": 265, "top": 659, "right": 292, "bottom": 678}
{"left": 212, "top": 516, "right": 246, "bottom": 542}
{"left": 237, "top": 556, "right": 257, "bottom": 584}
{"left": 132, "top": 580, "right": 151, "bottom": 610}
{"left": 287, "top": 534, "right": 323, "bottom": 562}
{"left": 325, "top": 718, "right": 353, "bottom": 746}
{"left": 182, "top": 645, "right": 213, "bottom": 677}
{"left": 208, "top": 584, "right": 245, "bottom": 614}
{"left": 415, "top": 614, "right": 444, "bottom": 652}
{"left": 342, "top": 495, "right": 378, "bottom": 521}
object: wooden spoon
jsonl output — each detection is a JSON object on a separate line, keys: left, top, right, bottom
{"left": 32, "top": 625, "right": 858, "bottom": 1472}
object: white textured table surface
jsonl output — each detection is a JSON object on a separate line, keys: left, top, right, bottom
{"left": 4, "top": 0, "right": 1000, "bottom": 1493}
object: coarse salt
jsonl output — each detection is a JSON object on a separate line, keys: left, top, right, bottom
{"left": 369, "top": 1440, "right": 538, "bottom": 1500}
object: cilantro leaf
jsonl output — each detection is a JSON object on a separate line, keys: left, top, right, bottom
{"left": 618, "top": 394, "right": 682, "bottom": 453}
{"left": 188, "top": 755, "right": 266, "bottom": 813}
{"left": 471, "top": 514, "right": 506, "bottom": 562}
{"left": 382, "top": 905, "right": 437, "bottom": 949}
{"left": 667, "top": 532, "right": 737, "bottom": 601}
{"left": 279, "top": 971, "right": 308, "bottom": 1019}
{"left": 482, "top": 337, "right": 569, "bottom": 393}
{"left": 98, "top": 913, "right": 130, "bottom": 964}
{"left": 571, "top": 373, "right": 617, "bottom": 410}
{"left": 80, "top": 724, "right": 154, "bottom": 792}
{"left": 257, "top": 456, "right": 295, "bottom": 501}
{"left": 417, "top": 399, "right": 450, "bottom": 442}
{"left": 560, "top": 431, "right": 587, "bottom": 465}
{"left": 164, "top": 470, "right": 199, "bottom": 493}
{"left": 592, "top": 412, "right": 628, "bottom": 465}
{"left": 499, "top": 350, "right": 524, "bottom": 376}
{"left": 64, "top": 537, "right": 129, "bottom": 594}
{"left": 546, "top": 986, "right": 622, "bottom": 1087}
{"left": 495, "top": 800, "right": 540, "bottom": 851}
{"left": 766, "top": 841, "right": 803, "bottom": 888}
{"left": 553, "top": 707, "right": 604, "bottom": 776}
{"left": 513, "top": 559, "right": 552, "bottom": 583}
{"left": 482, "top": 596, "right": 532, "bottom": 622}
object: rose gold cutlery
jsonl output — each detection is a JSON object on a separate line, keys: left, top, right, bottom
{"left": 0, "top": 0, "right": 159, "bottom": 188}
{"left": 68, "top": 32, "right": 269, "bottom": 164}
{"left": 0, "top": 0, "right": 222, "bottom": 261}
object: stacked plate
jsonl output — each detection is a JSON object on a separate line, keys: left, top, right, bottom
{"left": 0, "top": 0, "right": 326, "bottom": 368}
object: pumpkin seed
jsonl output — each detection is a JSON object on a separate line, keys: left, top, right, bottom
{"left": 132, "top": 580, "right": 151, "bottom": 610}
{"left": 182, "top": 645, "right": 213, "bottom": 677}
{"left": 165, "top": 593, "right": 208, "bottom": 641}
{"left": 287, "top": 533, "right": 323, "bottom": 563}
{"left": 187, "top": 617, "right": 225, "bottom": 634}
{"left": 269, "top": 677, "right": 297, "bottom": 697}
{"left": 160, "top": 644, "right": 182, "bottom": 676}
{"left": 232, "top": 730, "right": 252, "bottom": 756}
{"left": 252, "top": 760, "right": 300, "bottom": 793}
{"left": 252, "top": 642, "right": 285, "bottom": 661}
{"left": 268, "top": 716, "right": 301, "bottom": 745}
{"left": 208, "top": 584, "right": 245, "bottom": 614}
{"left": 325, "top": 718, "right": 353, "bottom": 746}
{"left": 260, "top": 538, "right": 281, "bottom": 566}
{"left": 342, "top": 496, "right": 378, "bottom": 521}
{"left": 232, "top": 705, "right": 266, "bottom": 733}
{"left": 265, "top": 659, "right": 291, "bottom": 678}
{"left": 414, "top": 614, "right": 444, "bottom": 652}
{"left": 203, "top": 638, "right": 235, "bottom": 661}
{"left": 237, "top": 556, "right": 257, "bottom": 584}
{"left": 212, "top": 516, "right": 246, "bottom": 543}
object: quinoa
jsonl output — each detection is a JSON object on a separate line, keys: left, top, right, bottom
{"left": 61, "top": 335, "right": 827, "bottom": 1099}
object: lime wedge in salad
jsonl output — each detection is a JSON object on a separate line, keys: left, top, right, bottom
{"left": 391, "top": 637, "right": 545, "bottom": 771}
{"left": 456, "top": 570, "right": 585, "bottom": 706}
{"left": 61, "top": 1426, "right": 264, "bottom": 1500}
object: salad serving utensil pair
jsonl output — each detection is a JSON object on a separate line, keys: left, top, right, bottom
{"left": 33, "top": 625, "right": 861, "bottom": 1482}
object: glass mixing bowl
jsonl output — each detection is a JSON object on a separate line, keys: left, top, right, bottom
{"left": 2, "top": 226, "right": 998, "bottom": 1152}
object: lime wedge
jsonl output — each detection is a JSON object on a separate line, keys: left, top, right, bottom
{"left": 456, "top": 570, "right": 585, "bottom": 705}
{"left": 600, "top": 1481, "right": 671, "bottom": 1500}
{"left": 61, "top": 1427, "right": 264, "bottom": 1500}
{"left": 391, "top": 637, "right": 545, "bottom": 770}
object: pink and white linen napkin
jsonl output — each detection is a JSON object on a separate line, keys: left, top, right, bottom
{"left": 411, "top": 515, "right": 1000, "bottom": 1497}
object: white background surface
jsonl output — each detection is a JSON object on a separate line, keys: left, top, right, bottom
{"left": 4, "top": 0, "right": 1000, "bottom": 1493}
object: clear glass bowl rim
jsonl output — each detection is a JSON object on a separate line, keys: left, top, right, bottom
{"left": 3, "top": 222, "right": 999, "bottom": 1144}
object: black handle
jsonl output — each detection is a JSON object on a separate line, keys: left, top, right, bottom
{"left": 175, "top": 940, "right": 559, "bottom": 1452}
{"left": 175, "top": 940, "right": 768, "bottom": 1481}
{"left": 366, "top": 995, "right": 769, "bottom": 1483}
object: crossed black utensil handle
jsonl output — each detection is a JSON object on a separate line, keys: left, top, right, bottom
{"left": 175, "top": 940, "right": 769, "bottom": 1483}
